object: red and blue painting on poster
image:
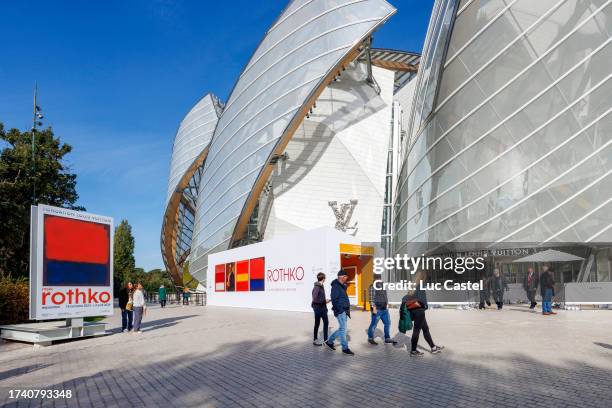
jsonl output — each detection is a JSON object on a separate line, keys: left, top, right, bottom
{"left": 43, "top": 215, "right": 111, "bottom": 286}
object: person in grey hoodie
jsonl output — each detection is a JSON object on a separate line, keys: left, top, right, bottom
{"left": 325, "top": 270, "right": 354, "bottom": 355}
{"left": 367, "top": 273, "right": 397, "bottom": 345}
{"left": 311, "top": 272, "right": 330, "bottom": 346}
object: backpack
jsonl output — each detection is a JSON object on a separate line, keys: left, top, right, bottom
{"left": 398, "top": 301, "right": 413, "bottom": 333}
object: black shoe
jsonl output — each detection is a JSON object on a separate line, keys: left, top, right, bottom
{"left": 324, "top": 341, "right": 336, "bottom": 351}
{"left": 313, "top": 341, "right": 322, "bottom": 346}
{"left": 410, "top": 350, "right": 424, "bottom": 357}
{"left": 368, "top": 338, "right": 378, "bottom": 345}
{"left": 385, "top": 338, "right": 398, "bottom": 345}
{"left": 430, "top": 345, "right": 444, "bottom": 354}
{"left": 342, "top": 348, "right": 355, "bottom": 356}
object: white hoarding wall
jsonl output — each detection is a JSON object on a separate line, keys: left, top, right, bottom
{"left": 206, "top": 227, "right": 359, "bottom": 312}
{"left": 30, "top": 204, "right": 114, "bottom": 320}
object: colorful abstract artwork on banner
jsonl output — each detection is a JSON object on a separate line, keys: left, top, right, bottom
{"left": 214, "top": 257, "right": 265, "bottom": 292}
{"left": 236, "top": 260, "right": 249, "bottom": 292}
{"left": 43, "top": 215, "right": 111, "bottom": 286}
{"left": 249, "top": 257, "right": 265, "bottom": 291}
{"left": 215, "top": 264, "right": 225, "bottom": 292}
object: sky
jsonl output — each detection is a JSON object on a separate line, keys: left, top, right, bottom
{"left": 0, "top": 0, "right": 434, "bottom": 271}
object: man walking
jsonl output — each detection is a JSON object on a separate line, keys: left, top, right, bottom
{"left": 325, "top": 270, "right": 354, "bottom": 355}
{"left": 523, "top": 267, "right": 539, "bottom": 310}
{"left": 367, "top": 274, "right": 397, "bottom": 345}
{"left": 540, "top": 265, "right": 556, "bottom": 315}
{"left": 491, "top": 268, "right": 507, "bottom": 310}
{"left": 311, "top": 273, "right": 329, "bottom": 346}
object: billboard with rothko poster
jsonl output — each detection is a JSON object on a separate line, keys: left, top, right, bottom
{"left": 30, "top": 205, "right": 114, "bottom": 320}
{"left": 207, "top": 227, "right": 360, "bottom": 312}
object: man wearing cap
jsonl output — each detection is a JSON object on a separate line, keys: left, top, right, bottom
{"left": 325, "top": 269, "right": 354, "bottom": 355}
{"left": 367, "top": 273, "right": 397, "bottom": 345}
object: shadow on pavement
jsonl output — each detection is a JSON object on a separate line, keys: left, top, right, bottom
{"left": 594, "top": 342, "right": 612, "bottom": 350}
{"left": 0, "top": 364, "right": 51, "bottom": 381}
{"left": 107, "top": 314, "right": 199, "bottom": 334}
{"left": 18, "top": 337, "right": 611, "bottom": 408}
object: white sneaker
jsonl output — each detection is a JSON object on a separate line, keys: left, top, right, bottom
{"left": 122, "top": 329, "right": 126, "bottom": 333}
{"left": 137, "top": 331, "right": 143, "bottom": 334}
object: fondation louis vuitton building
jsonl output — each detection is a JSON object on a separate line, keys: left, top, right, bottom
{"left": 163, "top": 0, "right": 612, "bottom": 290}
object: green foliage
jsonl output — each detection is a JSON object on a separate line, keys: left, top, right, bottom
{"left": 0, "top": 273, "right": 30, "bottom": 324}
{"left": 113, "top": 219, "right": 135, "bottom": 293}
{"left": 0, "top": 123, "right": 84, "bottom": 278}
{"left": 140, "top": 268, "right": 174, "bottom": 294}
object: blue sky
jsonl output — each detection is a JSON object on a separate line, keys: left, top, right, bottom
{"left": 0, "top": 0, "right": 434, "bottom": 271}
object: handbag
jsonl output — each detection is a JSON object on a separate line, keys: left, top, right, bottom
{"left": 406, "top": 299, "right": 422, "bottom": 310}
{"left": 126, "top": 300, "right": 133, "bottom": 311}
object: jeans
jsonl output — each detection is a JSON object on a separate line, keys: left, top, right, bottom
{"left": 367, "top": 308, "right": 391, "bottom": 339}
{"left": 543, "top": 288, "right": 553, "bottom": 314}
{"left": 313, "top": 309, "right": 329, "bottom": 341}
{"left": 160, "top": 300, "right": 166, "bottom": 308}
{"left": 328, "top": 312, "right": 349, "bottom": 350}
{"left": 410, "top": 308, "right": 435, "bottom": 352}
{"left": 121, "top": 308, "right": 133, "bottom": 331}
{"left": 133, "top": 306, "right": 144, "bottom": 331}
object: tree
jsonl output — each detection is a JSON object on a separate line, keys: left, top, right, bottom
{"left": 113, "top": 219, "right": 135, "bottom": 293}
{"left": 0, "top": 123, "right": 84, "bottom": 277}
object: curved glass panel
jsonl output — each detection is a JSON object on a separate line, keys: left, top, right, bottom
{"left": 190, "top": 0, "right": 396, "bottom": 277}
{"left": 394, "top": 0, "right": 612, "bottom": 247}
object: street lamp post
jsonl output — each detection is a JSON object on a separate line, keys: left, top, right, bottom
{"left": 31, "top": 82, "right": 44, "bottom": 204}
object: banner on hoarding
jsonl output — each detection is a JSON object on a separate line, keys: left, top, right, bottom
{"left": 207, "top": 227, "right": 361, "bottom": 312}
{"left": 30, "top": 204, "right": 114, "bottom": 320}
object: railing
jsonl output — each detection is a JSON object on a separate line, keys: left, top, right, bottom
{"left": 145, "top": 292, "right": 206, "bottom": 306}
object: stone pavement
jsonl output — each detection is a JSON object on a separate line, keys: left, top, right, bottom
{"left": 1, "top": 303, "right": 612, "bottom": 407}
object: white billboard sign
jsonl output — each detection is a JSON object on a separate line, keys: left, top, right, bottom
{"left": 207, "top": 227, "right": 359, "bottom": 312}
{"left": 30, "top": 204, "right": 114, "bottom": 320}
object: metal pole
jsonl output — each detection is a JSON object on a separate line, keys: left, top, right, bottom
{"left": 31, "top": 83, "right": 37, "bottom": 204}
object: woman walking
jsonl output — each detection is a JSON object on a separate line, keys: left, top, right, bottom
{"left": 311, "top": 272, "right": 330, "bottom": 346}
{"left": 119, "top": 282, "right": 134, "bottom": 332}
{"left": 132, "top": 282, "right": 146, "bottom": 334}
{"left": 403, "top": 270, "right": 444, "bottom": 357}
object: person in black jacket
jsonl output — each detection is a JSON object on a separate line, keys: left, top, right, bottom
{"left": 118, "top": 282, "right": 133, "bottom": 332}
{"left": 403, "top": 270, "right": 444, "bottom": 357}
{"left": 523, "top": 266, "right": 539, "bottom": 309}
{"left": 311, "top": 272, "right": 330, "bottom": 346}
{"left": 540, "top": 265, "right": 556, "bottom": 315}
{"left": 478, "top": 272, "right": 491, "bottom": 309}
{"left": 491, "top": 268, "right": 507, "bottom": 310}
{"left": 325, "top": 270, "right": 354, "bottom": 355}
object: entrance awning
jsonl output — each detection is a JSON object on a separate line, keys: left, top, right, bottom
{"left": 512, "top": 249, "right": 584, "bottom": 263}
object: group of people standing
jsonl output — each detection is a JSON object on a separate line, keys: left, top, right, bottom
{"left": 118, "top": 282, "right": 147, "bottom": 333}
{"left": 479, "top": 265, "right": 557, "bottom": 315}
{"left": 311, "top": 269, "right": 444, "bottom": 357}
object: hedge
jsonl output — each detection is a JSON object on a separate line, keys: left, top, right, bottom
{"left": 0, "top": 273, "right": 29, "bottom": 325}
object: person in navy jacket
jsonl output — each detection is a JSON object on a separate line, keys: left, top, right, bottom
{"left": 325, "top": 270, "right": 354, "bottom": 355}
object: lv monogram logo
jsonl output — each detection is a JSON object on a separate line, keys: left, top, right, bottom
{"left": 328, "top": 200, "right": 358, "bottom": 235}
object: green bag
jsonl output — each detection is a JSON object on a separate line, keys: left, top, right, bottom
{"left": 398, "top": 302, "right": 413, "bottom": 333}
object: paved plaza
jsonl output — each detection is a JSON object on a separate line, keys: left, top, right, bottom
{"left": 1, "top": 304, "right": 612, "bottom": 407}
